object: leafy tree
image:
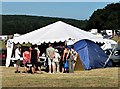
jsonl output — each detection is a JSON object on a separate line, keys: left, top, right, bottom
{"left": 87, "top": 3, "right": 120, "bottom": 32}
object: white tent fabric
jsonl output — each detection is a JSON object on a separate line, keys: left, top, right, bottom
{"left": 101, "top": 39, "right": 117, "bottom": 50}
{"left": 13, "top": 21, "right": 116, "bottom": 44}
{"left": 6, "top": 39, "right": 14, "bottom": 67}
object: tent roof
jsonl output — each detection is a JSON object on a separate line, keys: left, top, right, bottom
{"left": 13, "top": 21, "right": 116, "bottom": 44}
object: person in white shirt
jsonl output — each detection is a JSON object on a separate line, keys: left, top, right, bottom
{"left": 15, "top": 46, "right": 21, "bottom": 73}
{"left": 46, "top": 44, "right": 55, "bottom": 73}
{"left": 53, "top": 49, "right": 61, "bottom": 73}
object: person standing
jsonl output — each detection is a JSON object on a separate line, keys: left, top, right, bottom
{"left": 31, "top": 45, "right": 42, "bottom": 74}
{"left": 67, "top": 45, "right": 77, "bottom": 73}
{"left": 22, "top": 47, "right": 31, "bottom": 73}
{"left": 46, "top": 44, "right": 55, "bottom": 73}
{"left": 15, "top": 46, "right": 21, "bottom": 73}
{"left": 62, "top": 46, "right": 69, "bottom": 73}
{"left": 53, "top": 49, "right": 61, "bottom": 73}
{"left": 34, "top": 44, "right": 42, "bottom": 74}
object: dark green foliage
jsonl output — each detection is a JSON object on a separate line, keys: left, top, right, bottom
{"left": 87, "top": 3, "right": 120, "bottom": 32}
{"left": 2, "top": 15, "right": 87, "bottom": 35}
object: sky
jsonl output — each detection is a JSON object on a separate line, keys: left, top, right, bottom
{"left": 1, "top": 1, "right": 120, "bottom": 20}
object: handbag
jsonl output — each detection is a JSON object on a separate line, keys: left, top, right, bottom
{"left": 64, "top": 60, "right": 69, "bottom": 69}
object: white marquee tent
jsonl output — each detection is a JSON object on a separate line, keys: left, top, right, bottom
{"left": 13, "top": 21, "right": 113, "bottom": 44}
{"left": 6, "top": 21, "right": 117, "bottom": 67}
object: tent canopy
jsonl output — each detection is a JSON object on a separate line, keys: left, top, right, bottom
{"left": 73, "top": 39, "right": 112, "bottom": 70}
{"left": 13, "top": 21, "right": 105, "bottom": 44}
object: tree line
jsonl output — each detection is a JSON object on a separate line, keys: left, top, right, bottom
{"left": 2, "top": 15, "right": 88, "bottom": 35}
{"left": 87, "top": 2, "right": 120, "bottom": 33}
{"left": 1, "top": 2, "right": 120, "bottom": 35}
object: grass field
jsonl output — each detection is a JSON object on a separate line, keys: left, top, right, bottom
{"left": 1, "top": 66, "right": 119, "bottom": 88}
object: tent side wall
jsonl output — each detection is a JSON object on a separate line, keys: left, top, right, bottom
{"left": 74, "top": 40, "right": 90, "bottom": 70}
{"left": 87, "top": 40, "right": 112, "bottom": 68}
{"left": 78, "top": 46, "right": 90, "bottom": 69}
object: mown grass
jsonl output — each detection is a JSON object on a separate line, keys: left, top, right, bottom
{"left": 1, "top": 66, "right": 119, "bottom": 87}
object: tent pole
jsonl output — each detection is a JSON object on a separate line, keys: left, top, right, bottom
{"left": 103, "top": 40, "right": 119, "bottom": 68}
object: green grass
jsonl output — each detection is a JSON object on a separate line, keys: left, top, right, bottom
{"left": 1, "top": 66, "right": 119, "bottom": 87}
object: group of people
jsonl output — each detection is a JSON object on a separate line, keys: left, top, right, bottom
{"left": 14, "top": 45, "right": 42, "bottom": 74}
{"left": 45, "top": 44, "right": 78, "bottom": 73}
{"left": 14, "top": 43, "right": 78, "bottom": 74}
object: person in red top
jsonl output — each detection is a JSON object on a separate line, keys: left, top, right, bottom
{"left": 22, "top": 47, "right": 31, "bottom": 73}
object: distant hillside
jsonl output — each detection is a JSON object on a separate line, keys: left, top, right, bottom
{"left": 2, "top": 15, "right": 88, "bottom": 35}
{"left": 2, "top": 2, "right": 120, "bottom": 35}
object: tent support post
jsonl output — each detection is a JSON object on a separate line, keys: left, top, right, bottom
{"left": 103, "top": 40, "right": 119, "bottom": 68}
